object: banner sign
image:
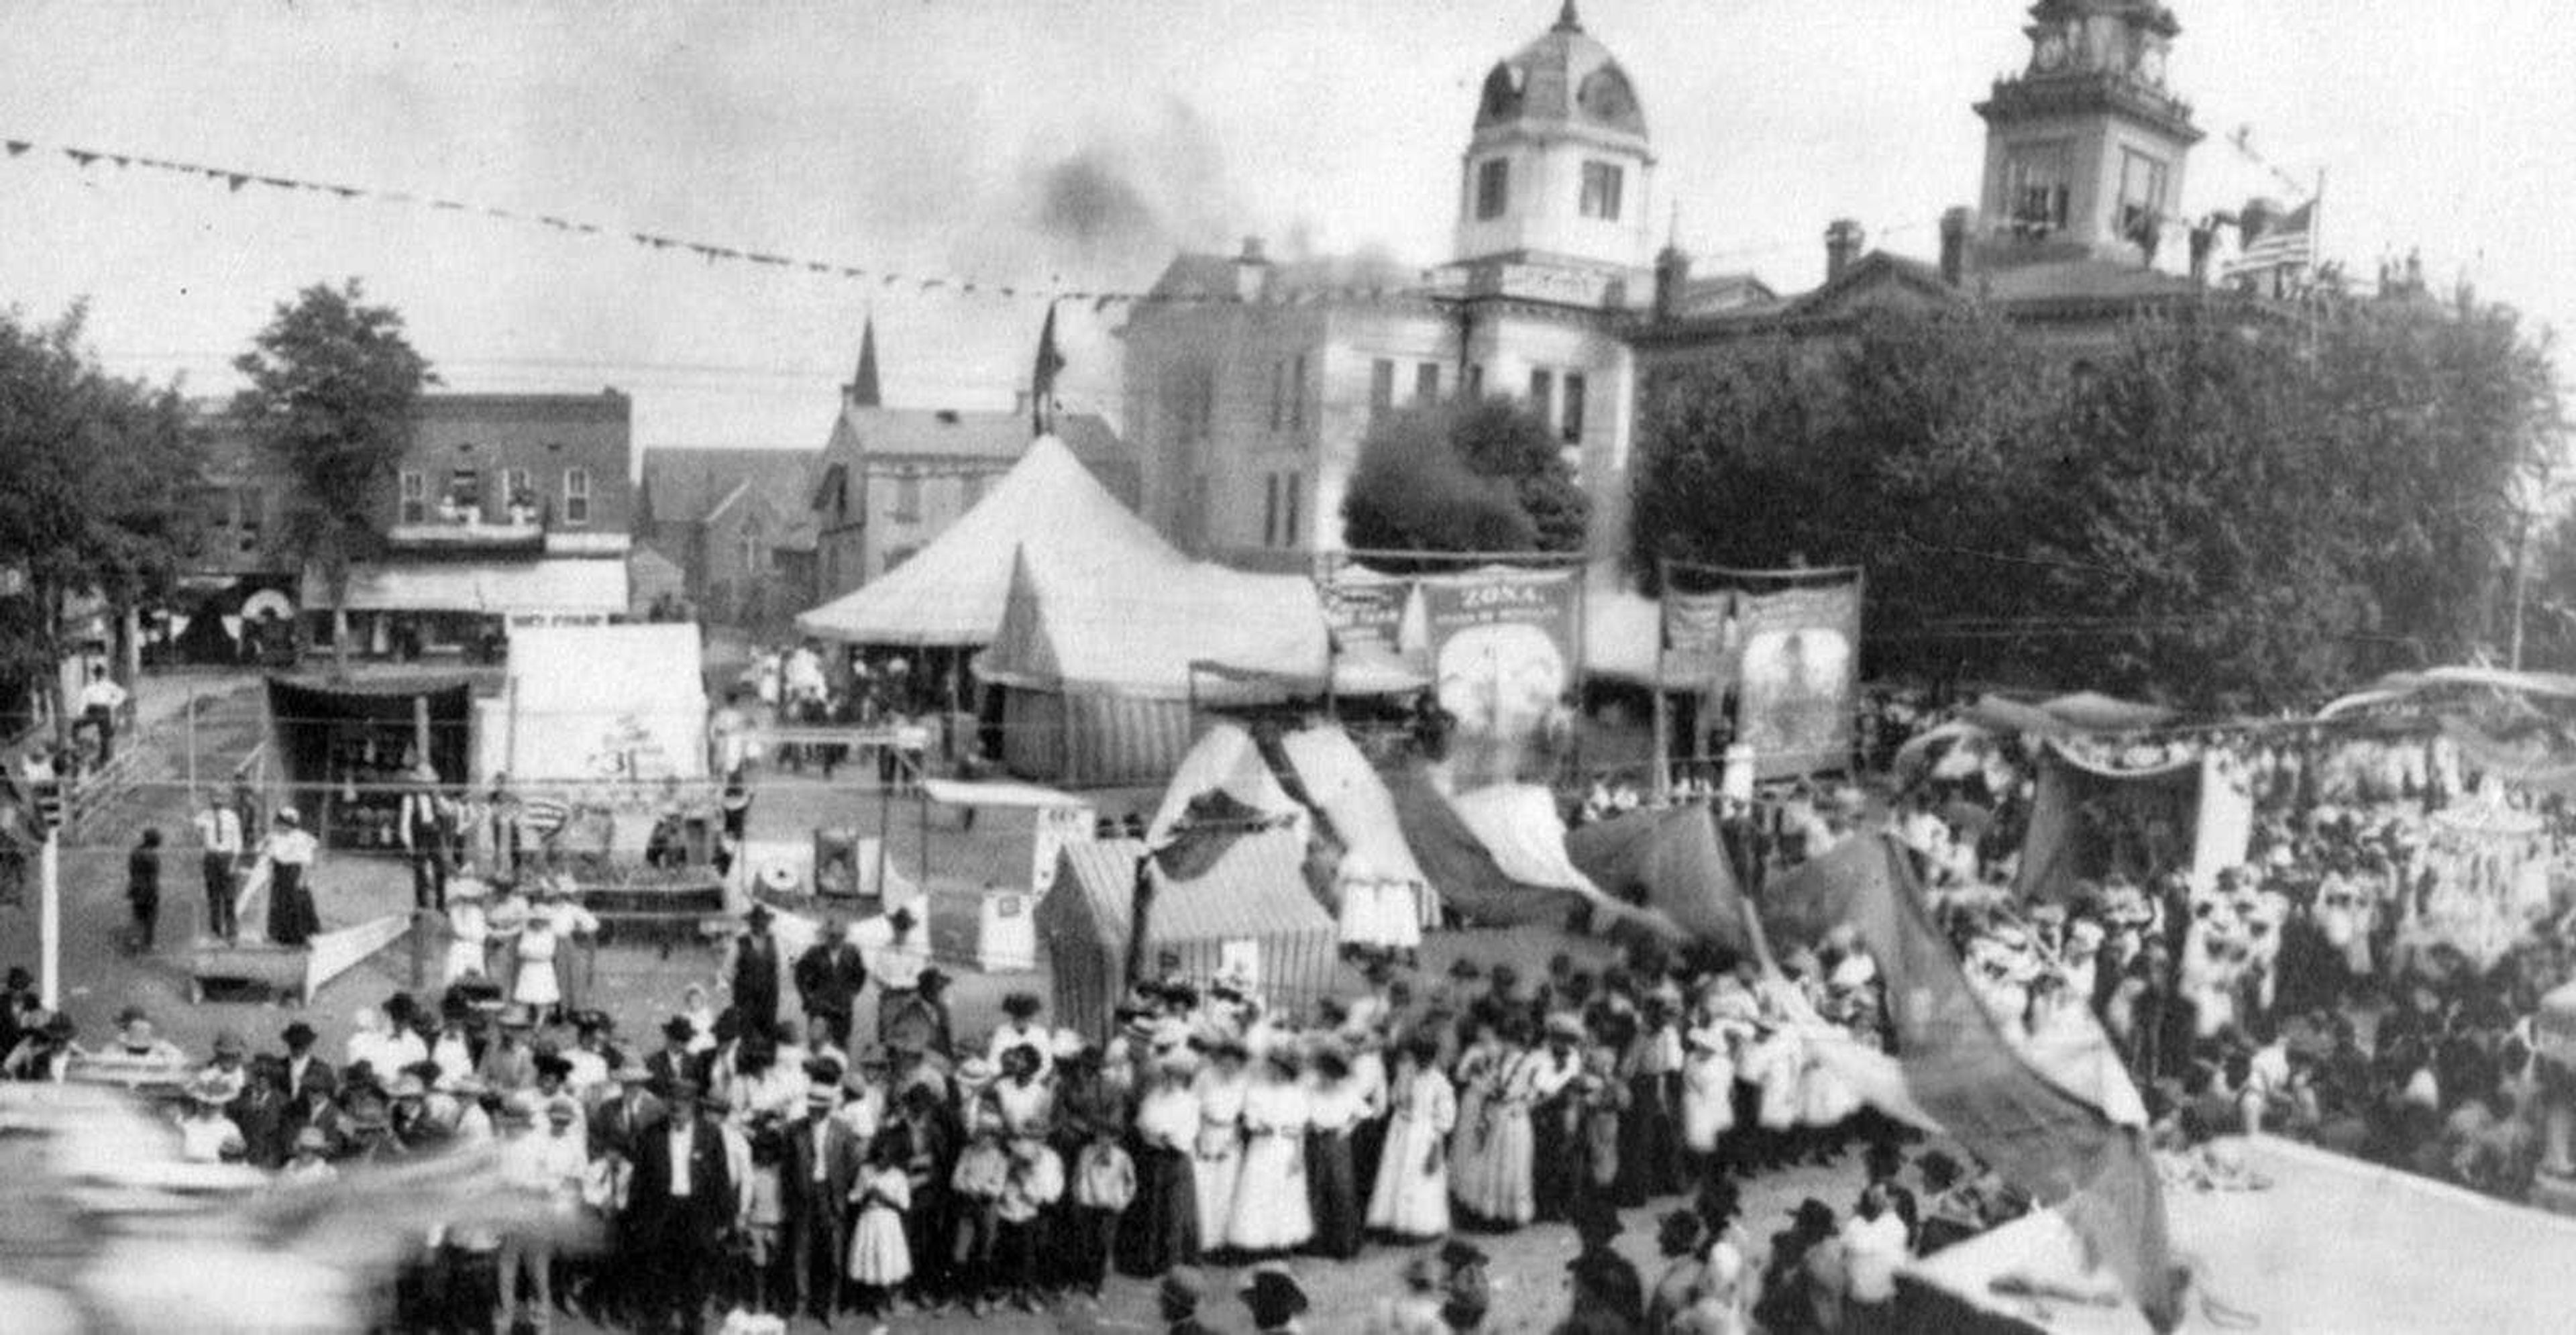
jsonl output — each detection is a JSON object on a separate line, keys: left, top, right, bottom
{"left": 1320, "top": 576, "right": 1412, "bottom": 659}
{"left": 1419, "top": 569, "right": 1580, "bottom": 788}
{"left": 1731, "top": 580, "right": 1862, "bottom": 779}
{"left": 1660, "top": 589, "right": 1735, "bottom": 691}
{"left": 1030, "top": 803, "right": 1097, "bottom": 897}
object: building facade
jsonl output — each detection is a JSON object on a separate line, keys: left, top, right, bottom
{"left": 807, "top": 321, "right": 1133, "bottom": 602}
{"left": 637, "top": 447, "right": 819, "bottom": 626}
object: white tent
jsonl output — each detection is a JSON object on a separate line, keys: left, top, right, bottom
{"left": 500, "top": 623, "right": 710, "bottom": 785}
{"left": 794, "top": 435, "right": 1177, "bottom": 647}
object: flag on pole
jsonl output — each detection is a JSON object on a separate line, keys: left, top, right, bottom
{"left": 1031, "top": 301, "right": 1066, "bottom": 438}
{"left": 2225, "top": 197, "right": 2316, "bottom": 280}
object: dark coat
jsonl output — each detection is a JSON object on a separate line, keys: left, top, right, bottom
{"left": 627, "top": 1114, "right": 736, "bottom": 1241}
{"left": 592, "top": 1088, "right": 669, "bottom": 1161}
{"left": 228, "top": 1086, "right": 294, "bottom": 1169}
{"left": 780, "top": 1112, "right": 863, "bottom": 1280}
{"left": 732, "top": 932, "right": 783, "bottom": 1021}
{"left": 793, "top": 941, "right": 868, "bottom": 1017}
{"left": 283, "top": 1054, "right": 338, "bottom": 1118}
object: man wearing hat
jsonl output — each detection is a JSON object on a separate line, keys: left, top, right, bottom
{"left": 476, "top": 1004, "right": 540, "bottom": 1093}
{"left": 277, "top": 1020, "right": 337, "bottom": 1117}
{"left": 781, "top": 1059, "right": 860, "bottom": 1323}
{"left": 0, "top": 1012, "right": 78, "bottom": 1082}
{"left": 727, "top": 903, "right": 784, "bottom": 1036}
{"left": 1239, "top": 1265, "right": 1310, "bottom": 1334}
{"left": 625, "top": 1075, "right": 736, "bottom": 1332}
{"left": 227, "top": 1054, "right": 295, "bottom": 1168}
{"left": 197, "top": 1029, "right": 252, "bottom": 1104}
{"left": 647, "top": 1015, "right": 707, "bottom": 1102}
{"left": 400, "top": 763, "right": 455, "bottom": 913}
{"left": 792, "top": 913, "right": 869, "bottom": 1052}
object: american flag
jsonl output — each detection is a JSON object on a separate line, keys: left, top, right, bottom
{"left": 2226, "top": 198, "right": 2316, "bottom": 277}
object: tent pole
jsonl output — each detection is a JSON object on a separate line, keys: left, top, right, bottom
{"left": 1652, "top": 558, "right": 1670, "bottom": 803}
{"left": 874, "top": 763, "right": 894, "bottom": 906}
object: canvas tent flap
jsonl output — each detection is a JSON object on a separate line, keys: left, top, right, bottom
{"left": 1385, "top": 766, "right": 1588, "bottom": 927}
{"left": 977, "top": 545, "right": 1332, "bottom": 701}
{"left": 1278, "top": 727, "right": 1429, "bottom": 890}
{"left": 1562, "top": 804, "right": 1751, "bottom": 951}
{"left": 1445, "top": 782, "right": 1599, "bottom": 894}
{"left": 1145, "top": 723, "right": 1303, "bottom": 847}
{"left": 796, "top": 435, "right": 1177, "bottom": 647}
{"left": 505, "top": 625, "right": 708, "bottom": 782}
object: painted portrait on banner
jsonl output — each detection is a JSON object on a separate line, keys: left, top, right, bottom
{"left": 1420, "top": 569, "right": 1579, "bottom": 788}
{"left": 1732, "top": 580, "right": 1862, "bottom": 779}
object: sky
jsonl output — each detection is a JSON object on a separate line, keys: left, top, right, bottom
{"left": 0, "top": 0, "right": 2567, "bottom": 458}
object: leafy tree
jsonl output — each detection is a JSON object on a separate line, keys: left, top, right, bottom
{"left": 1342, "top": 398, "right": 1589, "bottom": 567}
{"left": 231, "top": 280, "right": 436, "bottom": 674}
{"left": 0, "top": 303, "right": 203, "bottom": 743}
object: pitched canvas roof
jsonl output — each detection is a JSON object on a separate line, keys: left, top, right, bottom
{"left": 1050, "top": 831, "right": 1332, "bottom": 951}
{"left": 794, "top": 434, "right": 1183, "bottom": 647}
{"left": 977, "top": 543, "right": 1333, "bottom": 700}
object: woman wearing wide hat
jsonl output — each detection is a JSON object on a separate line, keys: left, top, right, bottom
{"left": 1224, "top": 1042, "right": 1313, "bottom": 1257}
{"left": 257, "top": 807, "right": 323, "bottom": 948}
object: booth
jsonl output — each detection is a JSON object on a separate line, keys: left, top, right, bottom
{"left": 266, "top": 675, "right": 476, "bottom": 852}
{"left": 2014, "top": 741, "right": 2254, "bottom": 901}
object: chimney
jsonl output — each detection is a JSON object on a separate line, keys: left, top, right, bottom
{"left": 1652, "top": 244, "right": 1690, "bottom": 323}
{"left": 1825, "top": 219, "right": 1865, "bottom": 284}
{"left": 1938, "top": 207, "right": 1972, "bottom": 287}
{"left": 2187, "top": 217, "right": 2220, "bottom": 286}
{"left": 2239, "top": 197, "right": 2281, "bottom": 250}
{"left": 1234, "top": 235, "right": 1271, "bottom": 302}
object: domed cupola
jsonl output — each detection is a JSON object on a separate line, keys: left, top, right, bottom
{"left": 1454, "top": 1, "right": 1657, "bottom": 275}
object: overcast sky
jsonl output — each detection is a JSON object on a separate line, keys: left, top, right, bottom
{"left": 1, "top": 1, "right": 2565, "bottom": 455}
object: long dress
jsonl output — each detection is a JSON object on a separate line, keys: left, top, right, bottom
{"left": 1680, "top": 1022, "right": 1739, "bottom": 1155}
{"left": 1224, "top": 1073, "right": 1313, "bottom": 1253}
{"left": 443, "top": 902, "right": 489, "bottom": 985}
{"left": 846, "top": 1165, "right": 914, "bottom": 1285}
{"left": 1446, "top": 1043, "right": 1499, "bottom": 1214}
{"left": 1366, "top": 1066, "right": 1455, "bottom": 1240}
{"left": 1118, "top": 1083, "right": 1201, "bottom": 1275}
{"left": 513, "top": 923, "right": 562, "bottom": 1008}
{"left": 1304, "top": 1075, "right": 1363, "bottom": 1259}
{"left": 1458, "top": 1051, "right": 1537, "bottom": 1227}
{"left": 1189, "top": 1065, "right": 1247, "bottom": 1252}
{"left": 262, "top": 833, "right": 322, "bottom": 947}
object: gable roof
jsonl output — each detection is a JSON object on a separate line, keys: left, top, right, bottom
{"left": 979, "top": 543, "right": 1332, "bottom": 700}
{"left": 639, "top": 448, "right": 816, "bottom": 525}
{"left": 828, "top": 405, "right": 1121, "bottom": 466}
{"left": 794, "top": 434, "right": 1179, "bottom": 647}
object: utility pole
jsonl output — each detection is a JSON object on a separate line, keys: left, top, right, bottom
{"left": 39, "top": 825, "right": 60, "bottom": 1010}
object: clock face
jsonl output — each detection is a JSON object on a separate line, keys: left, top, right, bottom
{"left": 2035, "top": 34, "right": 2068, "bottom": 72}
{"left": 2138, "top": 45, "right": 2167, "bottom": 86}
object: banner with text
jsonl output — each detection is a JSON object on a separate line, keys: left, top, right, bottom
{"left": 1419, "top": 568, "right": 1580, "bottom": 789}
{"left": 1732, "top": 579, "right": 1862, "bottom": 779}
{"left": 1320, "top": 574, "right": 1414, "bottom": 661}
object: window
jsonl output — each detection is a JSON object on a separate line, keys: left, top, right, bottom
{"left": 1269, "top": 361, "right": 1285, "bottom": 430}
{"left": 1415, "top": 362, "right": 1441, "bottom": 403}
{"left": 1561, "top": 372, "right": 1587, "bottom": 444}
{"left": 1370, "top": 359, "right": 1395, "bottom": 417}
{"left": 501, "top": 468, "right": 532, "bottom": 515}
{"left": 561, "top": 468, "right": 592, "bottom": 525}
{"left": 1281, "top": 473, "right": 1301, "bottom": 549}
{"left": 235, "top": 486, "right": 266, "bottom": 551}
{"left": 1529, "top": 368, "right": 1554, "bottom": 421}
{"left": 2117, "top": 148, "right": 2170, "bottom": 242}
{"left": 1579, "top": 161, "right": 1625, "bottom": 221}
{"left": 1474, "top": 158, "right": 1510, "bottom": 220}
{"left": 1262, "top": 474, "right": 1281, "bottom": 548}
{"left": 2003, "top": 142, "right": 2072, "bottom": 233}
{"left": 1289, "top": 354, "right": 1306, "bottom": 431}
{"left": 398, "top": 470, "right": 427, "bottom": 523}
{"left": 892, "top": 472, "right": 922, "bottom": 523}
{"left": 447, "top": 468, "right": 482, "bottom": 513}
{"left": 1465, "top": 364, "right": 1484, "bottom": 398}
{"left": 738, "top": 527, "right": 763, "bottom": 575}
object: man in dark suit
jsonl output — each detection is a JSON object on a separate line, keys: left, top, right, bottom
{"left": 279, "top": 1021, "right": 337, "bottom": 1118}
{"left": 227, "top": 1055, "right": 295, "bottom": 1169}
{"left": 780, "top": 1069, "right": 861, "bottom": 1322}
{"left": 792, "top": 919, "right": 869, "bottom": 1051}
{"left": 644, "top": 1016, "right": 706, "bottom": 1102}
{"left": 728, "top": 905, "right": 782, "bottom": 1036}
{"left": 592, "top": 1061, "right": 668, "bottom": 1162}
{"left": 624, "top": 1079, "right": 736, "bottom": 1334}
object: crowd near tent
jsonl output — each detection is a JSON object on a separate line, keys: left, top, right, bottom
{"left": 1039, "top": 829, "right": 1339, "bottom": 1042}
{"left": 483, "top": 623, "right": 710, "bottom": 858}
{"left": 266, "top": 675, "right": 476, "bottom": 851}
{"left": 2013, "top": 741, "right": 2255, "bottom": 901}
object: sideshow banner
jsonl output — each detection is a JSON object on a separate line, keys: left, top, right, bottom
{"left": 1660, "top": 588, "right": 1735, "bottom": 690}
{"left": 1420, "top": 569, "right": 1579, "bottom": 788}
{"left": 1030, "top": 804, "right": 1097, "bottom": 897}
{"left": 1733, "top": 580, "right": 1861, "bottom": 778}
{"left": 1320, "top": 575, "right": 1413, "bottom": 659}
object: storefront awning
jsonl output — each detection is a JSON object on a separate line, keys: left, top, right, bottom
{"left": 304, "top": 558, "right": 628, "bottom": 617}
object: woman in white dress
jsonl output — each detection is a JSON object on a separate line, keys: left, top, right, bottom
{"left": 1366, "top": 1030, "right": 1455, "bottom": 1241}
{"left": 1189, "top": 1038, "right": 1250, "bottom": 1253}
{"left": 442, "top": 879, "right": 490, "bottom": 986}
{"left": 1680, "top": 990, "right": 1741, "bottom": 1172}
{"left": 1446, "top": 1015, "right": 1502, "bottom": 1214}
{"left": 845, "top": 1135, "right": 914, "bottom": 1316}
{"left": 1456, "top": 1019, "right": 1538, "bottom": 1228}
{"left": 513, "top": 911, "right": 562, "bottom": 1020}
{"left": 1224, "top": 1045, "right": 1313, "bottom": 1255}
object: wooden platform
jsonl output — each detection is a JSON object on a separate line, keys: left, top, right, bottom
{"left": 186, "top": 939, "right": 309, "bottom": 1005}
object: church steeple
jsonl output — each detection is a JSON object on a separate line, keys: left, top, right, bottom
{"left": 1554, "top": 0, "right": 1582, "bottom": 33}
{"left": 845, "top": 316, "right": 882, "bottom": 408}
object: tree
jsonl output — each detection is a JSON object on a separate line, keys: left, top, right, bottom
{"left": 0, "top": 303, "right": 203, "bottom": 744}
{"left": 1341, "top": 398, "right": 1590, "bottom": 566}
{"left": 231, "top": 280, "right": 436, "bottom": 675}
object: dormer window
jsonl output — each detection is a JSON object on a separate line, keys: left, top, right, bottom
{"left": 1580, "top": 161, "right": 1624, "bottom": 221}
{"left": 1474, "top": 158, "right": 1511, "bottom": 221}
{"left": 2117, "top": 148, "right": 2170, "bottom": 244}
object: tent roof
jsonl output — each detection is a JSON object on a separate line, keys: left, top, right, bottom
{"left": 507, "top": 624, "right": 706, "bottom": 710}
{"left": 979, "top": 545, "right": 1332, "bottom": 701}
{"left": 796, "top": 435, "right": 1173, "bottom": 647}
{"left": 1051, "top": 829, "right": 1332, "bottom": 951}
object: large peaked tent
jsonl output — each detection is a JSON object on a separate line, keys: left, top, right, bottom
{"left": 794, "top": 434, "right": 1175, "bottom": 647}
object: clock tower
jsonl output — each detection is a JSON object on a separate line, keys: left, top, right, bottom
{"left": 1452, "top": 1, "right": 1656, "bottom": 276}
{"left": 1972, "top": 0, "right": 2202, "bottom": 264}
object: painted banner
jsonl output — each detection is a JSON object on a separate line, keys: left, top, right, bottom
{"left": 1030, "top": 803, "right": 1097, "bottom": 897}
{"left": 1419, "top": 568, "right": 1580, "bottom": 788}
{"left": 1732, "top": 579, "right": 1862, "bottom": 778}
{"left": 1660, "top": 588, "right": 1735, "bottom": 690}
{"left": 1320, "top": 575, "right": 1412, "bottom": 658}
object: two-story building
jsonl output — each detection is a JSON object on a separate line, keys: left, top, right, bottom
{"left": 637, "top": 447, "right": 819, "bottom": 627}
{"left": 184, "top": 390, "right": 636, "bottom": 660}
{"left": 807, "top": 321, "right": 1134, "bottom": 602}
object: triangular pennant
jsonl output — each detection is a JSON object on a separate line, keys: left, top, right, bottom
{"left": 109, "top": 154, "right": 130, "bottom": 168}
{"left": 433, "top": 198, "right": 466, "bottom": 210}
{"left": 920, "top": 278, "right": 943, "bottom": 290}
{"left": 331, "top": 185, "right": 361, "bottom": 199}
{"left": 997, "top": 286, "right": 1016, "bottom": 298}
{"left": 839, "top": 266, "right": 865, "bottom": 278}
{"left": 64, "top": 149, "right": 100, "bottom": 167}
{"left": 1093, "top": 295, "right": 1118, "bottom": 313}
{"left": 539, "top": 215, "right": 570, "bottom": 229}
{"left": 4, "top": 140, "right": 30, "bottom": 157}
{"left": 747, "top": 252, "right": 787, "bottom": 266}
{"left": 575, "top": 223, "right": 600, "bottom": 234}
{"left": 229, "top": 174, "right": 253, "bottom": 193}
{"left": 259, "top": 176, "right": 298, "bottom": 189}
{"left": 960, "top": 282, "right": 977, "bottom": 294}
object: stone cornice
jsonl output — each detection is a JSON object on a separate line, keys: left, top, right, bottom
{"left": 1975, "top": 72, "right": 2203, "bottom": 145}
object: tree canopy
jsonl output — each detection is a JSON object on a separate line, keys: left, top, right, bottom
{"left": 1631, "top": 294, "right": 2563, "bottom": 712}
{"left": 0, "top": 303, "right": 201, "bottom": 737}
{"left": 231, "top": 280, "right": 435, "bottom": 670}
{"left": 1342, "top": 397, "right": 1590, "bottom": 566}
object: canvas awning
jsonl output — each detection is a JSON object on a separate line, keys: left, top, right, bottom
{"left": 918, "top": 777, "right": 1089, "bottom": 809}
{"left": 305, "top": 558, "right": 628, "bottom": 617}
